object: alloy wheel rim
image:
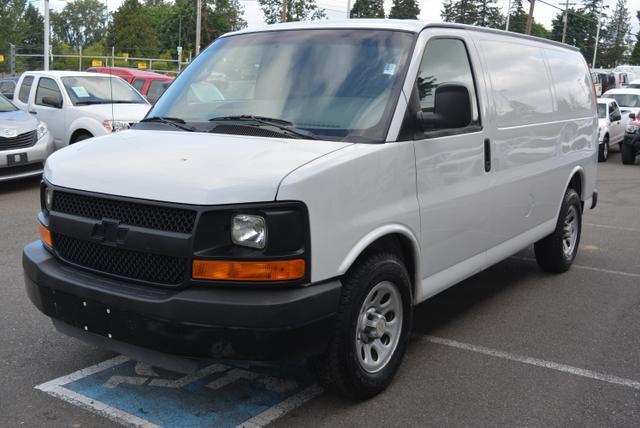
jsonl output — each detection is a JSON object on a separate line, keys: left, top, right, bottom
{"left": 604, "top": 140, "right": 609, "bottom": 158}
{"left": 562, "top": 205, "right": 579, "bottom": 258}
{"left": 354, "top": 281, "right": 403, "bottom": 373}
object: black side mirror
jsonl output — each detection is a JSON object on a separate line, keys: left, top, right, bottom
{"left": 417, "top": 83, "right": 472, "bottom": 130}
{"left": 629, "top": 113, "right": 636, "bottom": 120}
{"left": 42, "top": 96, "right": 62, "bottom": 108}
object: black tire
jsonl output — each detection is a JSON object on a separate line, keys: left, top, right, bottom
{"left": 309, "top": 252, "right": 413, "bottom": 399}
{"left": 598, "top": 136, "right": 609, "bottom": 162}
{"left": 621, "top": 143, "right": 636, "bottom": 165}
{"left": 72, "top": 133, "right": 92, "bottom": 144}
{"left": 534, "top": 188, "right": 582, "bottom": 273}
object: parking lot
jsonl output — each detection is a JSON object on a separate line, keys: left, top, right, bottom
{"left": 1, "top": 151, "right": 639, "bottom": 427}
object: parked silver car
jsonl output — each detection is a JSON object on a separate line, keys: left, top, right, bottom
{"left": 0, "top": 94, "right": 54, "bottom": 181}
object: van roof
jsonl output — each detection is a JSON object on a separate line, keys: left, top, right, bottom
{"left": 225, "top": 19, "right": 579, "bottom": 52}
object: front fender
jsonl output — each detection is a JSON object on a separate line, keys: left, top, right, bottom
{"left": 67, "top": 117, "right": 107, "bottom": 145}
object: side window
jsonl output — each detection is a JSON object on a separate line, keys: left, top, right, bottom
{"left": 0, "top": 81, "right": 14, "bottom": 97}
{"left": 132, "top": 79, "right": 145, "bottom": 92}
{"left": 146, "top": 80, "right": 169, "bottom": 104}
{"left": 35, "top": 77, "right": 63, "bottom": 107}
{"left": 416, "top": 38, "right": 479, "bottom": 127}
{"left": 611, "top": 103, "right": 621, "bottom": 119}
{"left": 18, "top": 76, "right": 34, "bottom": 103}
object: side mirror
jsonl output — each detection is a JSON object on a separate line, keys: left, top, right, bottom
{"left": 629, "top": 113, "right": 636, "bottom": 120}
{"left": 42, "top": 96, "right": 62, "bottom": 108}
{"left": 417, "top": 83, "right": 472, "bottom": 130}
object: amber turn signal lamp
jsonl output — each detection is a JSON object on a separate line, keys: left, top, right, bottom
{"left": 39, "top": 222, "right": 53, "bottom": 248}
{"left": 192, "top": 259, "right": 305, "bottom": 282}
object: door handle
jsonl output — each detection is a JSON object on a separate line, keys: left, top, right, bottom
{"left": 29, "top": 110, "right": 37, "bottom": 114}
{"left": 484, "top": 138, "right": 491, "bottom": 172}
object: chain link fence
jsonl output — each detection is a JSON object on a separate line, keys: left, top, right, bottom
{"left": 0, "top": 45, "right": 192, "bottom": 78}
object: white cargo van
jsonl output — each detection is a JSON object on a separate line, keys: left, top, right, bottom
{"left": 24, "top": 21, "right": 598, "bottom": 399}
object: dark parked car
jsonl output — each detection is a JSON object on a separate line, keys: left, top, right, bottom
{"left": 0, "top": 76, "right": 20, "bottom": 100}
{"left": 622, "top": 113, "right": 640, "bottom": 164}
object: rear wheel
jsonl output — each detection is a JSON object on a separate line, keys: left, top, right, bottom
{"left": 598, "top": 136, "right": 609, "bottom": 162}
{"left": 621, "top": 143, "right": 636, "bottom": 165}
{"left": 309, "top": 252, "right": 412, "bottom": 399}
{"left": 534, "top": 188, "right": 582, "bottom": 273}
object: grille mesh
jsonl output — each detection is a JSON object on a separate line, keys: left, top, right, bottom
{"left": 54, "top": 234, "right": 187, "bottom": 285}
{"left": 210, "top": 125, "right": 295, "bottom": 139}
{"left": 0, "top": 130, "right": 37, "bottom": 150}
{"left": 52, "top": 191, "right": 196, "bottom": 234}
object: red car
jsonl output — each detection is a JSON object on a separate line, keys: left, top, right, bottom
{"left": 86, "top": 67, "right": 173, "bottom": 104}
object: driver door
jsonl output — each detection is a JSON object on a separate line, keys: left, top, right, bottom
{"left": 30, "top": 76, "right": 66, "bottom": 147}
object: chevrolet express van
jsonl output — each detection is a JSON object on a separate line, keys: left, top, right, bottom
{"left": 24, "top": 20, "right": 598, "bottom": 399}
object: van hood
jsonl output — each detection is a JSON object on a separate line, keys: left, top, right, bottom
{"left": 44, "top": 130, "right": 350, "bottom": 205}
{"left": 76, "top": 103, "right": 150, "bottom": 122}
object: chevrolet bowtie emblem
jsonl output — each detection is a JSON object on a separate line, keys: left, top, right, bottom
{"left": 92, "top": 219, "right": 129, "bottom": 246}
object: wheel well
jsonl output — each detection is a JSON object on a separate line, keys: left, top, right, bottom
{"left": 567, "top": 171, "right": 584, "bottom": 211}
{"left": 349, "top": 233, "right": 418, "bottom": 298}
{"left": 70, "top": 129, "right": 92, "bottom": 144}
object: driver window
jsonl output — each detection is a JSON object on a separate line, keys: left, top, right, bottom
{"left": 416, "top": 38, "right": 479, "bottom": 126}
{"left": 35, "top": 77, "right": 62, "bottom": 107}
{"left": 611, "top": 103, "right": 621, "bottom": 120}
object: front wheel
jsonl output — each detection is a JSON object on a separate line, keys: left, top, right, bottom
{"left": 534, "top": 188, "right": 582, "bottom": 273}
{"left": 309, "top": 252, "right": 413, "bottom": 399}
{"left": 598, "top": 136, "right": 609, "bottom": 162}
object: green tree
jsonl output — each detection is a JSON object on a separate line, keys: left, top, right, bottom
{"left": 507, "top": 0, "right": 528, "bottom": 33}
{"left": 550, "top": 8, "right": 589, "bottom": 45}
{"left": 259, "top": 0, "right": 326, "bottom": 24}
{"left": 581, "top": 0, "right": 607, "bottom": 65}
{"left": 108, "top": 0, "right": 158, "bottom": 57}
{"left": 0, "top": 0, "right": 28, "bottom": 49}
{"left": 599, "top": 0, "right": 631, "bottom": 67}
{"left": 630, "top": 11, "right": 640, "bottom": 64}
{"left": 389, "top": 0, "right": 420, "bottom": 19}
{"left": 350, "top": 0, "right": 385, "bottom": 18}
{"left": 476, "top": 0, "right": 503, "bottom": 28}
{"left": 441, "top": 0, "right": 477, "bottom": 24}
{"left": 20, "top": 3, "right": 44, "bottom": 48}
{"left": 51, "top": 0, "right": 108, "bottom": 48}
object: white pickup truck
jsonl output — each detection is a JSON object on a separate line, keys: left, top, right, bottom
{"left": 597, "top": 97, "right": 626, "bottom": 162}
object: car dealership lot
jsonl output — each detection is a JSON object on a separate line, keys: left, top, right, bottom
{"left": 1, "top": 153, "right": 639, "bottom": 427}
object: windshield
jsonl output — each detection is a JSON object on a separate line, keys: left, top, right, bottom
{"left": 149, "top": 29, "right": 415, "bottom": 142}
{"left": 61, "top": 76, "right": 148, "bottom": 106}
{"left": 0, "top": 94, "right": 17, "bottom": 112}
{"left": 602, "top": 93, "right": 640, "bottom": 108}
{"left": 597, "top": 103, "right": 607, "bottom": 118}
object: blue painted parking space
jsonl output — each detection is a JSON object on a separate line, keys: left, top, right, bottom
{"left": 36, "top": 356, "right": 322, "bottom": 427}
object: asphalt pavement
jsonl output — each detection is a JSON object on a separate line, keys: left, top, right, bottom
{"left": 1, "top": 151, "right": 639, "bottom": 427}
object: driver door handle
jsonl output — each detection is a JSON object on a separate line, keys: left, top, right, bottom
{"left": 484, "top": 138, "right": 491, "bottom": 172}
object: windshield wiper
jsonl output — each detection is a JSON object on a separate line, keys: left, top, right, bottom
{"left": 139, "top": 116, "right": 195, "bottom": 132}
{"left": 208, "top": 115, "right": 316, "bottom": 139}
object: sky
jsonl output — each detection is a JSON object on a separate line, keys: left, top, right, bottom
{"left": 40, "top": 0, "right": 640, "bottom": 36}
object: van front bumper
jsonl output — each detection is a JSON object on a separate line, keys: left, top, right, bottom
{"left": 0, "top": 132, "right": 54, "bottom": 181}
{"left": 23, "top": 241, "right": 341, "bottom": 362}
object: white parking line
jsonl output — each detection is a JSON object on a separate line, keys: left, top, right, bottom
{"left": 237, "top": 385, "right": 323, "bottom": 428}
{"left": 584, "top": 223, "right": 640, "bottom": 233}
{"left": 424, "top": 336, "right": 640, "bottom": 391}
{"left": 512, "top": 256, "right": 640, "bottom": 279}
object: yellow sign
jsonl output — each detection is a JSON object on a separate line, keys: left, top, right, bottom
{"left": 137, "top": 62, "right": 147, "bottom": 70}
{"left": 123, "top": 53, "right": 129, "bottom": 62}
{"left": 0, "top": 55, "right": 4, "bottom": 63}
{"left": 91, "top": 59, "right": 103, "bottom": 67}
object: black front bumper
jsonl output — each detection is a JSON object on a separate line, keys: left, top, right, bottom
{"left": 23, "top": 241, "right": 341, "bottom": 362}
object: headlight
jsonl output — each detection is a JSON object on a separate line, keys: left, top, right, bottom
{"left": 103, "top": 120, "right": 131, "bottom": 133}
{"left": 626, "top": 124, "right": 640, "bottom": 133}
{"left": 37, "top": 121, "right": 48, "bottom": 140}
{"left": 44, "top": 187, "right": 54, "bottom": 211}
{"left": 231, "top": 214, "right": 267, "bottom": 249}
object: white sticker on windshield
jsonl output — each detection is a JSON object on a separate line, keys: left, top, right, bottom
{"left": 383, "top": 63, "right": 397, "bottom": 76}
{"left": 71, "top": 86, "right": 90, "bottom": 97}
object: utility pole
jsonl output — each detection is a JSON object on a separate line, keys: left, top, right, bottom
{"left": 346, "top": 0, "right": 351, "bottom": 18}
{"left": 561, "top": 0, "right": 577, "bottom": 44}
{"left": 282, "top": 0, "right": 288, "bottom": 22}
{"left": 44, "top": 0, "right": 50, "bottom": 70}
{"left": 525, "top": 0, "right": 535, "bottom": 35}
{"left": 505, "top": 0, "right": 512, "bottom": 31}
{"left": 196, "top": 0, "right": 201, "bottom": 56}
{"left": 592, "top": 1, "right": 603, "bottom": 67}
